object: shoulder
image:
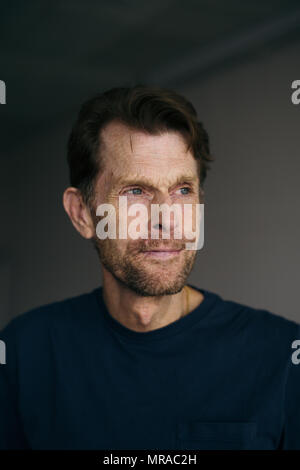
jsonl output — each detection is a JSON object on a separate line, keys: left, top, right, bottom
{"left": 0, "top": 288, "right": 101, "bottom": 383}
{"left": 0, "top": 288, "right": 98, "bottom": 344}
{"left": 200, "top": 285, "right": 300, "bottom": 336}
{"left": 218, "top": 294, "right": 300, "bottom": 363}
{"left": 224, "top": 294, "right": 299, "bottom": 335}
{"left": 200, "top": 284, "right": 300, "bottom": 362}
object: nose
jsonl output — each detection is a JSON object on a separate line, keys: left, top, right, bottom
{"left": 150, "top": 194, "right": 182, "bottom": 240}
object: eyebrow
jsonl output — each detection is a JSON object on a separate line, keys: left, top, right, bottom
{"left": 114, "top": 174, "right": 198, "bottom": 190}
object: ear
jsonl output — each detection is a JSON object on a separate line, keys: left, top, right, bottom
{"left": 62, "top": 187, "right": 95, "bottom": 239}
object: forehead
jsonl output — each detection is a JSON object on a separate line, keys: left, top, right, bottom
{"left": 99, "top": 120, "right": 196, "bottom": 173}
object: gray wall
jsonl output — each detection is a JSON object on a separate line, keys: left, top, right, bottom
{"left": 185, "top": 39, "right": 300, "bottom": 322}
{"left": 1, "top": 38, "right": 300, "bottom": 329}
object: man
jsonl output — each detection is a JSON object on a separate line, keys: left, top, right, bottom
{"left": 0, "top": 85, "right": 300, "bottom": 450}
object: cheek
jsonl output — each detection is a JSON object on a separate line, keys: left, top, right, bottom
{"left": 117, "top": 199, "right": 151, "bottom": 240}
{"left": 98, "top": 238, "right": 128, "bottom": 261}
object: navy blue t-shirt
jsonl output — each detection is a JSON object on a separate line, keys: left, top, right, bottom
{"left": 1, "top": 284, "right": 300, "bottom": 450}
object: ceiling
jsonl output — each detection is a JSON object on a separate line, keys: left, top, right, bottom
{"left": 1, "top": 0, "right": 300, "bottom": 151}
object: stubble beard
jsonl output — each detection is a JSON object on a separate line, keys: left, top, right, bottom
{"left": 92, "top": 237, "right": 198, "bottom": 297}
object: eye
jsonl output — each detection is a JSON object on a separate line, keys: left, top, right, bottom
{"left": 124, "top": 187, "right": 143, "bottom": 195}
{"left": 176, "top": 186, "right": 191, "bottom": 195}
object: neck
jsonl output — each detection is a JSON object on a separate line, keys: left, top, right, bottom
{"left": 101, "top": 269, "right": 187, "bottom": 333}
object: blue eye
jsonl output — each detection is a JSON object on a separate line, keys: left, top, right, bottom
{"left": 126, "top": 188, "right": 143, "bottom": 195}
{"left": 178, "top": 187, "right": 191, "bottom": 195}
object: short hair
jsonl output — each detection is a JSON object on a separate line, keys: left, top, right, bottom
{"left": 67, "top": 84, "right": 214, "bottom": 207}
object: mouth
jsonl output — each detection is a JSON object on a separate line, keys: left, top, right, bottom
{"left": 141, "top": 249, "right": 183, "bottom": 259}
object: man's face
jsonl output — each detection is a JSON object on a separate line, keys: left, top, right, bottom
{"left": 90, "top": 120, "right": 201, "bottom": 296}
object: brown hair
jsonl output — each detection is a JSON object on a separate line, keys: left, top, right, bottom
{"left": 67, "top": 84, "right": 214, "bottom": 207}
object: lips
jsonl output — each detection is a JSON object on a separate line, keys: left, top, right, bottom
{"left": 141, "top": 248, "right": 183, "bottom": 259}
{"left": 142, "top": 246, "right": 183, "bottom": 252}
{"left": 144, "top": 249, "right": 182, "bottom": 252}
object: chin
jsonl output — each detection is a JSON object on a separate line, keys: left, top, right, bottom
{"left": 124, "top": 274, "right": 186, "bottom": 297}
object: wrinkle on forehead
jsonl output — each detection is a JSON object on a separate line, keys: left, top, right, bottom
{"left": 130, "top": 134, "right": 133, "bottom": 153}
{"left": 96, "top": 121, "right": 198, "bottom": 193}
{"left": 112, "top": 170, "right": 198, "bottom": 189}
{"left": 100, "top": 120, "right": 189, "bottom": 160}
